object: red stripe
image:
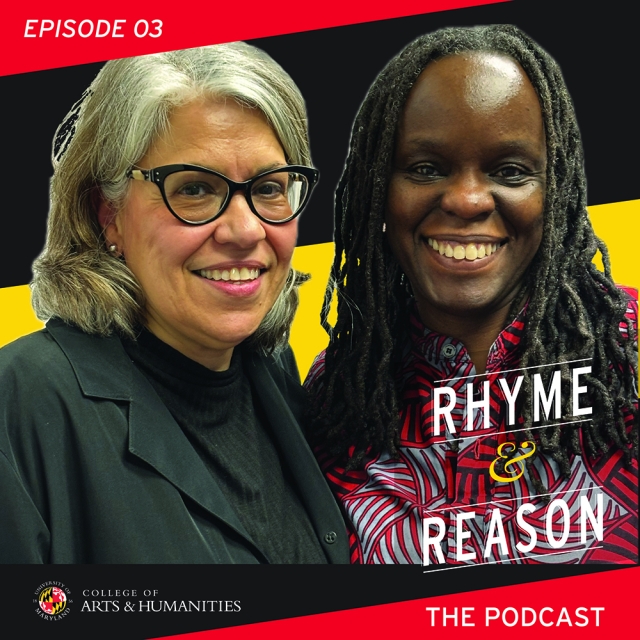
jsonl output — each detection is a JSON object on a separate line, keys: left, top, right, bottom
{"left": 1, "top": 0, "right": 506, "bottom": 76}
{"left": 158, "top": 567, "right": 640, "bottom": 638}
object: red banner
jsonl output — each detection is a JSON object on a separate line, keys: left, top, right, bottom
{"left": 0, "top": 0, "right": 503, "bottom": 76}
{"left": 163, "top": 567, "right": 639, "bottom": 639}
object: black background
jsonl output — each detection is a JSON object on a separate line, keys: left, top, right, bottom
{"left": 9, "top": 564, "right": 622, "bottom": 639}
{"left": 1, "top": 0, "right": 638, "bottom": 289}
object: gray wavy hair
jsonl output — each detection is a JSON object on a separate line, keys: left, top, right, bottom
{"left": 31, "top": 42, "right": 311, "bottom": 353}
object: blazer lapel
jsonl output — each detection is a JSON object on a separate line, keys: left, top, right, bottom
{"left": 246, "top": 351, "right": 350, "bottom": 564}
{"left": 47, "top": 320, "right": 264, "bottom": 560}
{"left": 126, "top": 369, "right": 266, "bottom": 560}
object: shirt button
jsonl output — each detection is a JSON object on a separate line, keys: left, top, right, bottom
{"left": 442, "top": 344, "right": 456, "bottom": 358}
{"left": 324, "top": 531, "right": 337, "bottom": 544}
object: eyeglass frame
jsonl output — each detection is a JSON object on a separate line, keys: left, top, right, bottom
{"left": 126, "top": 163, "right": 319, "bottom": 225}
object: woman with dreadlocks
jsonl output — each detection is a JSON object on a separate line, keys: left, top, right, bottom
{"left": 305, "top": 24, "right": 638, "bottom": 564}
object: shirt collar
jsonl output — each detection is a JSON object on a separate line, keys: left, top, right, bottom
{"left": 407, "top": 301, "right": 528, "bottom": 373}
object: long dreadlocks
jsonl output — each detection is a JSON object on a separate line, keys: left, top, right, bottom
{"left": 309, "top": 24, "right": 638, "bottom": 479}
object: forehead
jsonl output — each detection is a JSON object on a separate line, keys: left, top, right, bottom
{"left": 143, "top": 98, "right": 283, "bottom": 164}
{"left": 398, "top": 52, "right": 544, "bottom": 145}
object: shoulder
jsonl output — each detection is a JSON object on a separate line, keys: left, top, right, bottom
{"left": 617, "top": 285, "right": 637, "bottom": 302}
{"left": 246, "top": 346, "right": 309, "bottom": 421}
{"left": 0, "top": 327, "right": 73, "bottom": 386}
{"left": 617, "top": 284, "right": 637, "bottom": 337}
{"left": 0, "top": 320, "right": 127, "bottom": 388}
{"left": 0, "top": 324, "right": 92, "bottom": 417}
{"left": 249, "top": 344, "right": 301, "bottom": 385}
{"left": 303, "top": 350, "right": 327, "bottom": 393}
{"left": 618, "top": 284, "right": 637, "bottom": 312}
{"left": 0, "top": 328, "right": 83, "bottom": 470}
{"left": 272, "top": 345, "right": 301, "bottom": 384}
{"left": 250, "top": 345, "right": 307, "bottom": 396}
{"left": 0, "top": 321, "right": 131, "bottom": 443}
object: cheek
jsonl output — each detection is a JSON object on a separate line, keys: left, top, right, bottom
{"left": 121, "top": 212, "right": 205, "bottom": 278}
{"left": 522, "top": 204, "right": 545, "bottom": 254}
{"left": 506, "top": 183, "right": 545, "bottom": 228}
{"left": 267, "top": 221, "right": 298, "bottom": 267}
{"left": 385, "top": 198, "right": 419, "bottom": 270}
{"left": 385, "top": 179, "right": 411, "bottom": 224}
{"left": 385, "top": 178, "right": 428, "bottom": 237}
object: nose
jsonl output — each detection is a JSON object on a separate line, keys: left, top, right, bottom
{"left": 440, "top": 171, "right": 495, "bottom": 219}
{"left": 211, "top": 191, "right": 267, "bottom": 248}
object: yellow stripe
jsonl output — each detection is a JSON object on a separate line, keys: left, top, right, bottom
{"left": 1, "top": 199, "right": 638, "bottom": 378}
{"left": 589, "top": 199, "right": 639, "bottom": 285}
{"left": 0, "top": 284, "right": 44, "bottom": 349}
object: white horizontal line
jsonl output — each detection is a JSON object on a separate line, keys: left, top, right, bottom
{"left": 441, "top": 418, "right": 592, "bottom": 443}
{"left": 422, "top": 547, "right": 604, "bottom": 572}
{"left": 437, "top": 358, "right": 593, "bottom": 384}
{"left": 423, "top": 485, "right": 605, "bottom": 515}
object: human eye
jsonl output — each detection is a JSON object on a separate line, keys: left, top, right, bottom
{"left": 166, "top": 170, "right": 226, "bottom": 202}
{"left": 491, "top": 164, "right": 532, "bottom": 184}
{"left": 253, "top": 177, "right": 286, "bottom": 199}
{"left": 176, "top": 182, "right": 213, "bottom": 198}
{"left": 405, "top": 163, "right": 443, "bottom": 181}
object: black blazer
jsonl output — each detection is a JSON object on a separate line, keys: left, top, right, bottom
{"left": 0, "top": 320, "right": 349, "bottom": 564}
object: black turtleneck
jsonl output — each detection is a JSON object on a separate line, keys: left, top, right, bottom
{"left": 123, "top": 329, "right": 326, "bottom": 564}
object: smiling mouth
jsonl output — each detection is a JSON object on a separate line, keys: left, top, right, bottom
{"left": 197, "top": 267, "right": 262, "bottom": 282}
{"left": 427, "top": 238, "right": 507, "bottom": 262}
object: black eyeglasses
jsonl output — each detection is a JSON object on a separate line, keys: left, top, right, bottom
{"left": 126, "top": 164, "right": 319, "bottom": 225}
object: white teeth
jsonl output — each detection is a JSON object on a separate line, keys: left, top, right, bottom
{"left": 465, "top": 245, "right": 478, "bottom": 260}
{"left": 198, "top": 267, "right": 261, "bottom": 282}
{"left": 428, "top": 239, "right": 502, "bottom": 262}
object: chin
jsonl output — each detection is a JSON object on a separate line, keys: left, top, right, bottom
{"left": 204, "top": 318, "right": 265, "bottom": 348}
{"left": 420, "top": 286, "right": 504, "bottom": 318}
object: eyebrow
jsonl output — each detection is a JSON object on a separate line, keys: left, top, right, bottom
{"left": 255, "top": 162, "right": 289, "bottom": 174}
{"left": 402, "top": 138, "right": 545, "bottom": 161}
{"left": 179, "top": 161, "right": 288, "bottom": 176}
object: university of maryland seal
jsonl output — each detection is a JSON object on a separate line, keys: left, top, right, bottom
{"left": 34, "top": 581, "right": 72, "bottom": 620}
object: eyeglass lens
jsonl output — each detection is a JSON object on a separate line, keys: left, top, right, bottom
{"left": 163, "top": 170, "right": 309, "bottom": 223}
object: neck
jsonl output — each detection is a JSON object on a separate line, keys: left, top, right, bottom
{"left": 144, "top": 319, "right": 234, "bottom": 372}
{"left": 416, "top": 301, "right": 515, "bottom": 375}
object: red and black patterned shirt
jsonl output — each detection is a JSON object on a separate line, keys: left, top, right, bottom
{"left": 305, "top": 288, "right": 638, "bottom": 564}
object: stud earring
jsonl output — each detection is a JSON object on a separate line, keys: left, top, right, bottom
{"left": 108, "top": 244, "right": 117, "bottom": 253}
{"left": 382, "top": 222, "right": 386, "bottom": 233}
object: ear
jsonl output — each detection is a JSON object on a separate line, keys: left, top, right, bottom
{"left": 96, "top": 195, "right": 124, "bottom": 253}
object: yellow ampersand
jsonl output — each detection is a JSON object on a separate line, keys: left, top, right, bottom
{"left": 489, "top": 441, "right": 537, "bottom": 483}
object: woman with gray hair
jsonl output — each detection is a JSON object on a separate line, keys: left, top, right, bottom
{"left": 0, "top": 43, "right": 348, "bottom": 564}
